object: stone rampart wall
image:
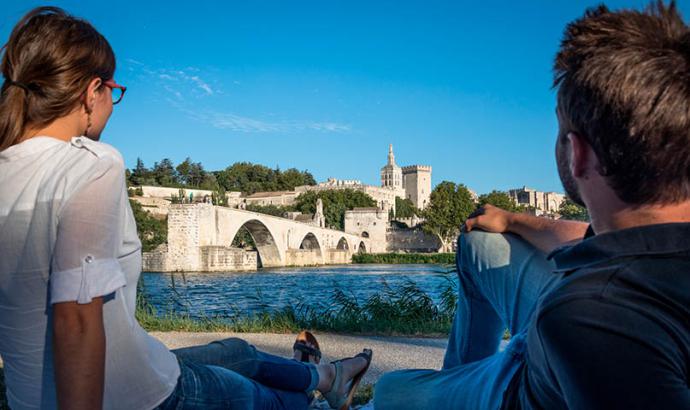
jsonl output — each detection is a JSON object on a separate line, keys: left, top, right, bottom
{"left": 325, "top": 250, "right": 350, "bottom": 265}
{"left": 386, "top": 228, "right": 442, "bottom": 253}
{"left": 166, "top": 205, "right": 201, "bottom": 271}
{"left": 200, "top": 246, "right": 258, "bottom": 271}
{"left": 285, "top": 249, "right": 323, "bottom": 267}
{"left": 142, "top": 246, "right": 169, "bottom": 272}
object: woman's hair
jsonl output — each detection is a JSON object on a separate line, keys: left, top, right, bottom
{"left": 0, "top": 7, "right": 115, "bottom": 150}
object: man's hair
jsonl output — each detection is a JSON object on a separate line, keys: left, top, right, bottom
{"left": 555, "top": 0, "right": 690, "bottom": 205}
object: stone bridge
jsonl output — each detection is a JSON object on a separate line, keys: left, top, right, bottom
{"left": 143, "top": 204, "right": 371, "bottom": 272}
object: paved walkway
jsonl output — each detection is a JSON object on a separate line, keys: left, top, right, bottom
{"left": 152, "top": 331, "right": 450, "bottom": 386}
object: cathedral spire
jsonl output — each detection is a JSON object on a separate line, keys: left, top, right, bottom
{"left": 388, "top": 144, "right": 395, "bottom": 166}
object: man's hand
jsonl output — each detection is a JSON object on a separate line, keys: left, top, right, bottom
{"left": 464, "top": 204, "right": 515, "bottom": 233}
{"left": 462, "top": 204, "right": 590, "bottom": 253}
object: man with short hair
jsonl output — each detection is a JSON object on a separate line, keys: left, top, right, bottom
{"left": 374, "top": 2, "right": 690, "bottom": 408}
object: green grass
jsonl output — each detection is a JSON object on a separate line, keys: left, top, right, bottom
{"left": 352, "top": 252, "right": 455, "bottom": 265}
{"left": 353, "top": 383, "right": 374, "bottom": 406}
{"left": 137, "top": 272, "right": 460, "bottom": 336}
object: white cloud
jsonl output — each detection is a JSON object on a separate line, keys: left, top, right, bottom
{"left": 190, "top": 75, "right": 213, "bottom": 95}
{"left": 200, "top": 111, "right": 350, "bottom": 134}
{"left": 124, "top": 59, "right": 349, "bottom": 134}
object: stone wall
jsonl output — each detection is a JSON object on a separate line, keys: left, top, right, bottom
{"left": 325, "top": 249, "right": 350, "bottom": 265}
{"left": 343, "top": 208, "right": 388, "bottom": 253}
{"left": 136, "top": 186, "right": 243, "bottom": 206}
{"left": 166, "top": 204, "right": 202, "bottom": 271}
{"left": 200, "top": 246, "right": 258, "bottom": 271}
{"left": 386, "top": 227, "right": 442, "bottom": 253}
{"left": 402, "top": 165, "right": 432, "bottom": 210}
{"left": 508, "top": 186, "right": 565, "bottom": 215}
{"left": 285, "top": 249, "right": 322, "bottom": 267}
{"left": 142, "top": 245, "right": 169, "bottom": 272}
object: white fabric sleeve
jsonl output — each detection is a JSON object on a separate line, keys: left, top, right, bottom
{"left": 49, "top": 157, "right": 128, "bottom": 305}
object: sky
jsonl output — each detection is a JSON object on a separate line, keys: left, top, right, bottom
{"left": 2, "top": 0, "right": 688, "bottom": 194}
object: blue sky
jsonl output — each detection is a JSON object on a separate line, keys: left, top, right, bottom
{"left": 3, "top": 1, "right": 688, "bottom": 194}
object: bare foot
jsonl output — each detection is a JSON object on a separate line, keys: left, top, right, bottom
{"left": 316, "top": 350, "right": 370, "bottom": 395}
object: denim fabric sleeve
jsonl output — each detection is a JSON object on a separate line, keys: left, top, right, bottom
{"left": 49, "top": 157, "right": 127, "bottom": 304}
{"left": 536, "top": 298, "right": 690, "bottom": 410}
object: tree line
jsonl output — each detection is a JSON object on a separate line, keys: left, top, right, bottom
{"left": 419, "top": 183, "right": 588, "bottom": 251}
{"left": 127, "top": 157, "right": 316, "bottom": 195}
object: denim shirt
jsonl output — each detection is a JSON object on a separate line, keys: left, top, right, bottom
{"left": 506, "top": 223, "right": 690, "bottom": 409}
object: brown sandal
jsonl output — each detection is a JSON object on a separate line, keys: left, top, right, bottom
{"left": 323, "top": 349, "right": 373, "bottom": 410}
{"left": 293, "top": 330, "right": 322, "bottom": 364}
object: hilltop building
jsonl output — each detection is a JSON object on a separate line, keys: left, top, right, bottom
{"left": 508, "top": 186, "right": 566, "bottom": 215}
{"left": 294, "top": 144, "right": 432, "bottom": 213}
{"left": 380, "top": 144, "right": 432, "bottom": 210}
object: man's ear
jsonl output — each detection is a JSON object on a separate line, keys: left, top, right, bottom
{"left": 566, "top": 132, "right": 594, "bottom": 178}
{"left": 82, "top": 77, "right": 102, "bottom": 114}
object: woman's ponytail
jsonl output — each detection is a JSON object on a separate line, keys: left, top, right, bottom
{"left": 0, "top": 7, "right": 115, "bottom": 151}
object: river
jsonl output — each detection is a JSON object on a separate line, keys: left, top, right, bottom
{"left": 140, "top": 264, "right": 458, "bottom": 319}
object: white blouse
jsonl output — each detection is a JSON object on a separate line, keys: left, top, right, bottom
{"left": 0, "top": 136, "right": 179, "bottom": 410}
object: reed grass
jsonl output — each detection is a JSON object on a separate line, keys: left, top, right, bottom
{"left": 352, "top": 253, "right": 455, "bottom": 264}
{"left": 136, "top": 269, "right": 460, "bottom": 336}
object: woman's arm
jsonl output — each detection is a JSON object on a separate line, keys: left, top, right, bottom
{"left": 52, "top": 297, "right": 105, "bottom": 410}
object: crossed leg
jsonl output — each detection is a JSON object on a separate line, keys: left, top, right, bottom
{"left": 165, "top": 338, "right": 318, "bottom": 409}
{"left": 374, "top": 231, "right": 562, "bottom": 410}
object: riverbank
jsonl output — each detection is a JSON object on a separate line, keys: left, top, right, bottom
{"left": 352, "top": 253, "right": 455, "bottom": 264}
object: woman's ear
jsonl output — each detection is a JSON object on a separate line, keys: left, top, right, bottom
{"left": 82, "top": 77, "right": 102, "bottom": 114}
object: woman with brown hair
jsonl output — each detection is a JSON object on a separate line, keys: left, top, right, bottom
{"left": 0, "top": 7, "right": 370, "bottom": 410}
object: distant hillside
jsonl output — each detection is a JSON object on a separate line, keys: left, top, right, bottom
{"left": 127, "top": 157, "right": 316, "bottom": 195}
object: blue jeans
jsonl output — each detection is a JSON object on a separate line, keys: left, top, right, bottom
{"left": 155, "top": 338, "right": 319, "bottom": 410}
{"left": 374, "top": 231, "right": 562, "bottom": 410}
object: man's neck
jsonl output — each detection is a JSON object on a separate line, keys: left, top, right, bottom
{"left": 590, "top": 200, "right": 690, "bottom": 234}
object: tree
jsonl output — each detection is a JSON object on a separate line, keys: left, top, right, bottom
{"left": 129, "top": 200, "right": 167, "bottom": 252}
{"left": 216, "top": 162, "right": 316, "bottom": 194}
{"left": 559, "top": 198, "right": 589, "bottom": 221}
{"left": 421, "top": 181, "right": 476, "bottom": 251}
{"left": 211, "top": 186, "right": 228, "bottom": 206}
{"left": 278, "top": 168, "right": 316, "bottom": 190}
{"left": 294, "top": 189, "right": 376, "bottom": 231}
{"left": 478, "top": 190, "right": 523, "bottom": 212}
{"left": 175, "top": 157, "right": 193, "bottom": 186}
{"left": 246, "top": 204, "right": 294, "bottom": 217}
{"left": 199, "top": 172, "right": 220, "bottom": 191}
{"left": 129, "top": 157, "right": 155, "bottom": 186}
{"left": 395, "top": 197, "right": 418, "bottom": 218}
{"left": 152, "top": 158, "right": 178, "bottom": 186}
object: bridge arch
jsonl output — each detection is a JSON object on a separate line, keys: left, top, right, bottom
{"left": 233, "top": 219, "right": 282, "bottom": 267}
{"left": 299, "top": 232, "right": 323, "bottom": 257}
{"left": 336, "top": 237, "right": 349, "bottom": 251}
